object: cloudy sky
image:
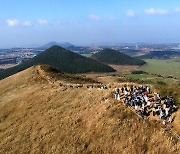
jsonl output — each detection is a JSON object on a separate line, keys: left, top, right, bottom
{"left": 0, "top": 0, "right": 180, "bottom": 47}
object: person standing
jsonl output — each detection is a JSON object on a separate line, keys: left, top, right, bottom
{"left": 165, "top": 107, "right": 169, "bottom": 117}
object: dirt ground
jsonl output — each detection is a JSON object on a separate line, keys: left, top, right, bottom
{"left": 110, "top": 65, "right": 139, "bottom": 74}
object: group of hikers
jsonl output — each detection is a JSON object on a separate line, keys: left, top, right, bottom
{"left": 113, "top": 85, "right": 177, "bottom": 124}
{"left": 59, "top": 81, "right": 178, "bottom": 125}
{"left": 59, "top": 82, "right": 108, "bottom": 90}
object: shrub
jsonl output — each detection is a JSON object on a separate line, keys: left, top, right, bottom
{"left": 157, "top": 81, "right": 167, "bottom": 85}
{"left": 131, "top": 70, "right": 148, "bottom": 74}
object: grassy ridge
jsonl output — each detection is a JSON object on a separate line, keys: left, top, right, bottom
{"left": 91, "top": 48, "right": 146, "bottom": 65}
{"left": 0, "top": 46, "right": 115, "bottom": 79}
{"left": 0, "top": 68, "right": 179, "bottom": 153}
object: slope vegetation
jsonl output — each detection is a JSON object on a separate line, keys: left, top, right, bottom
{"left": 0, "top": 66, "right": 179, "bottom": 153}
{"left": 0, "top": 46, "right": 115, "bottom": 79}
{"left": 91, "top": 49, "right": 146, "bottom": 65}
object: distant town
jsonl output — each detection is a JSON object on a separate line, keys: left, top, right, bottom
{"left": 0, "top": 42, "right": 180, "bottom": 70}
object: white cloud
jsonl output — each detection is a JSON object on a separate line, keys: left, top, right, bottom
{"left": 144, "top": 8, "right": 169, "bottom": 15}
{"left": 89, "top": 14, "right": 101, "bottom": 21}
{"left": 38, "top": 19, "right": 48, "bottom": 24}
{"left": 126, "top": 10, "right": 135, "bottom": 17}
{"left": 22, "top": 21, "right": 32, "bottom": 27}
{"left": 6, "top": 19, "right": 19, "bottom": 26}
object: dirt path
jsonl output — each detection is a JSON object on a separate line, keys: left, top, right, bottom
{"left": 36, "top": 65, "right": 55, "bottom": 84}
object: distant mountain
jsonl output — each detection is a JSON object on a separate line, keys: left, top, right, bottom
{"left": 91, "top": 48, "right": 146, "bottom": 65}
{"left": 138, "top": 50, "right": 180, "bottom": 59}
{"left": 0, "top": 46, "right": 115, "bottom": 79}
{"left": 39, "top": 41, "right": 74, "bottom": 49}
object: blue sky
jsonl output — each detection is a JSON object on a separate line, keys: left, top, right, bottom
{"left": 1, "top": 0, "right": 180, "bottom": 47}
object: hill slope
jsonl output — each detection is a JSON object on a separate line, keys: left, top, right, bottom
{"left": 0, "top": 46, "right": 115, "bottom": 79}
{"left": 91, "top": 49, "right": 146, "bottom": 65}
{"left": 0, "top": 66, "right": 179, "bottom": 153}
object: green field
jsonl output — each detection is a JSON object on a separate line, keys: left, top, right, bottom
{"left": 123, "top": 58, "right": 180, "bottom": 85}
{"left": 123, "top": 73, "right": 178, "bottom": 84}
{"left": 124, "top": 74, "right": 156, "bottom": 80}
{"left": 80, "top": 54, "right": 93, "bottom": 57}
{"left": 140, "top": 59, "right": 180, "bottom": 79}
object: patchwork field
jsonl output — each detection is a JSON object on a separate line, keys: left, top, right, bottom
{"left": 80, "top": 53, "right": 93, "bottom": 57}
{"left": 140, "top": 59, "right": 180, "bottom": 79}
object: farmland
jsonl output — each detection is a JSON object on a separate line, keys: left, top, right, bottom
{"left": 139, "top": 59, "right": 180, "bottom": 79}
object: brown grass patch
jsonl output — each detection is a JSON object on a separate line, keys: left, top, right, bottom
{"left": 0, "top": 66, "right": 179, "bottom": 153}
{"left": 110, "top": 65, "right": 139, "bottom": 74}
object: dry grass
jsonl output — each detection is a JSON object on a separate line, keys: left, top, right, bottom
{"left": 82, "top": 65, "right": 139, "bottom": 84}
{"left": 110, "top": 65, "right": 139, "bottom": 74}
{"left": 40, "top": 65, "right": 98, "bottom": 84}
{"left": 0, "top": 66, "right": 179, "bottom": 153}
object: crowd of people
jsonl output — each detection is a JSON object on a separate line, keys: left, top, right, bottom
{"left": 58, "top": 81, "right": 178, "bottom": 125}
{"left": 113, "top": 85, "right": 177, "bottom": 124}
{"left": 59, "top": 82, "right": 108, "bottom": 90}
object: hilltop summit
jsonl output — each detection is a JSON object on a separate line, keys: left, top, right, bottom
{"left": 92, "top": 48, "right": 146, "bottom": 65}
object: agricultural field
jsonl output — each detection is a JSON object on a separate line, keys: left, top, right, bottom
{"left": 123, "top": 74, "right": 156, "bottom": 80}
{"left": 123, "top": 73, "right": 179, "bottom": 85}
{"left": 139, "top": 59, "right": 180, "bottom": 79}
{"left": 80, "top": 53, "right": 93, "bottom": 57}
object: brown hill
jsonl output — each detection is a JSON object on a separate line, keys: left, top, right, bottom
{"left": 0, "top": 65, "right": 179, "bottom": 153}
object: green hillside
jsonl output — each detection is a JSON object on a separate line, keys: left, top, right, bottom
{"left": 0, "top": 46, "right": 115, "bottom": 79}
{"left": 91, "top": 49, "right": 146, "bottom": 65}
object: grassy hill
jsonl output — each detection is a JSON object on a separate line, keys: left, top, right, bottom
{"left": 0, "top": 46, "right": 115, "bottom": 79}
{"left": 91, "top": 48, "right": 146, "bottom": 65}
{"left": 0, "top": 66, "right": 179, "bottom": 153}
